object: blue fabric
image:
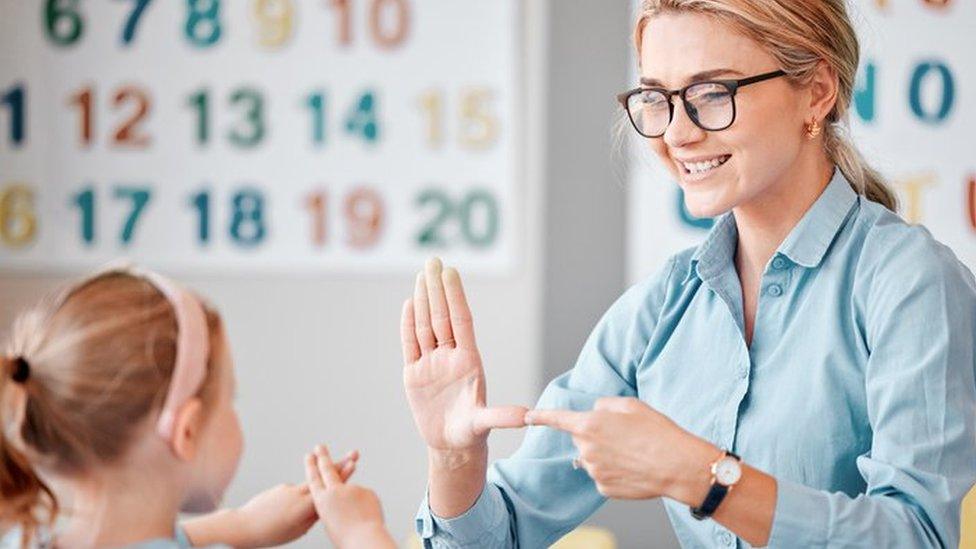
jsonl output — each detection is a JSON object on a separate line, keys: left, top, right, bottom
{"left": 415, "top": 169, "right": 976, "bottom": 548}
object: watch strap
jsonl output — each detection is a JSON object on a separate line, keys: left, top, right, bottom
{"left": 690, "top": 482, "right": 729, "bottom": 520}
{"left": 689, "top": 450, "right": 740, "bottom": 520}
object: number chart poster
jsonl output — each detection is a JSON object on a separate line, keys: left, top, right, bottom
{"left": 627, "top": 0, "right": 976, "bottom": 283}
{"left": 0, "top": 0, "right": 520, "bottom": 274}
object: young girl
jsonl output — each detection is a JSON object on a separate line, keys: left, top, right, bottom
{"left": 0, "top": 266, "right": 394, "bottom": 548}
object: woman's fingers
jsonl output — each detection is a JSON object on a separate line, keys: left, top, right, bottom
{"left": 442, "top": 267, "right": 477, "bottom": 350}
{"left": 523, "top": 409, "right": 589, "bottom": 435}
{"left": 413, "top": 273, "right": 437, "bottom": 352}
{"left": 425, "top": 258, "right": 455, "bottom": 348}
{"left": 314, "top": 445, "right": 343, "bottom": 487}
{"left": 472, "top": 406, "right": 529, "bottom": 433}
{"left": 400, "top": 299, "right": 421, "bottom": 364}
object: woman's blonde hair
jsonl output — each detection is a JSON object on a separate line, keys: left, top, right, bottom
{"left": 0, "top": 271, "right": 223, "bottom": 543}
{"left": 634, "top": 0, "right": 898, "bottom": 211}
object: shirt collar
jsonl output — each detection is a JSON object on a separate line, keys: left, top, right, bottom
{"left": 684, "top": 210, "right": 738, "bottom": 284}
{"left": 776, "top": 168, "right": 858, "bottom": 268}
{"left": 683, "top": 168, "right": 858, "bottom": 284}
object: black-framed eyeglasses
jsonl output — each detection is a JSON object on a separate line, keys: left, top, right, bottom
{"left": 617, "top": 69, "right": 786, "bottom": 138}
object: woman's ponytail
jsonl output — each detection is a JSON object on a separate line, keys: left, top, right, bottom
{"left": 824, "top": 122, "right": 898, "bottom": 212}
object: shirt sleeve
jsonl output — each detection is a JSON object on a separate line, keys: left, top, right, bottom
{"left": 415, "top": 255, "right": 680, "bottom": 548}
{"left": 768, "top": 230, "right": 976, "bottom": 548}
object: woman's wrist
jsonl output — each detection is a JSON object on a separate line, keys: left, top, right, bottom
{"left": 427, "top": 443, "right": 488, "bottom": 472}
{"left": 427, "top": 443, "right": 489, "bottom": 519}
{"left": 664, "top": 435, "right": 721, "bottom": 507}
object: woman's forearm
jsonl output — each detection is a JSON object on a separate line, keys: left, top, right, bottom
{"left": 427, "top": 443, "right": 489, "bottom": 518}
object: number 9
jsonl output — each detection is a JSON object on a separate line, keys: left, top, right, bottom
{"left": 254, "top": 0, "right": 294, "bottom": 48}
{"left": 345, "top": 188, "right": 384, "bottom": 248}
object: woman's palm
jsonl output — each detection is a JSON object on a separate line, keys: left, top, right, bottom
{"left": 401, "top": 260, "right": 525, "bottom": 451}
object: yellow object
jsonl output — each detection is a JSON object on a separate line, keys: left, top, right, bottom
{"left": 550, "top": 526, "right": 617, "bottom": 549}
{"left": 404, "top": 526, "right": 617, "bottom": 548}
{"left": 961, "top": 485, "right": 976, "bottom": 549}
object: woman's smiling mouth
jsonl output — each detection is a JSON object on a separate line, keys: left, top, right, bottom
{"left": 676, "top": 154, "right": 732, "bottom": 177}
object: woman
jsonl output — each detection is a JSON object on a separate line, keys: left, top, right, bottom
{"left": 401, "top": 1, "right": 976, "bottom": 547}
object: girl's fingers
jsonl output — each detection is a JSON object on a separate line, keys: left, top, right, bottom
{"left": 413, "top": 273, "right": 437, "bottom": 352}
{"left": 442, "top": 267, "right": 477, "bottom": 350}
{"left": 314, "top": 445, "right": 343, "bottom": 487}
{"left": 401, "top": 299, "right": 421, "bottom": 364}
{"left": 338, "top": 449, "right": 359, "bottom": 481}
{"left": 304, "top": 453, "right": 324, "bottom": 490}
{"left": 425, "top": 258, "right": 455, "bottom": 348}
{"left": 339, "top": 459, "right": 357, "bottom": 482}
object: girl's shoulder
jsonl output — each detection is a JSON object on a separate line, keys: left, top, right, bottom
{"left": 0, "top": 524, "right": 221, "bottom": 549}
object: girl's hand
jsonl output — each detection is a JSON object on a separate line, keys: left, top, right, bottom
{"left": 304, "top": 445, "right": 396, "bottom": 549}
{"left": 182, "top": 451, "right": 358, "bottom": 548}
{"left": 401, "top": 258, "right": 527, "bottom": 453}
{"left": 524, "top": 397, "right": 719, "bottom": 503}
{"left": 231, "top": 483, "right": 317, "bottom": 546}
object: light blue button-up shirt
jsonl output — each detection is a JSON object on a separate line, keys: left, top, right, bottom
{"left": 415, "top": 169, "right": 976, "bottom": 548}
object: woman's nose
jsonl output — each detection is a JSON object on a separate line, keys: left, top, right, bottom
{"left": 663, "top": 98, "right": 706, "bottom": 148}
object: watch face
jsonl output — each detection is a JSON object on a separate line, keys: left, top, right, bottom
{"left": 714, "top": 456, "right": 742, "bottom": 486}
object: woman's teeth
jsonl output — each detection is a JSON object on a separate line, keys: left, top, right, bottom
{"left": 681, "top": 155, "right": 730, "bottom": 174}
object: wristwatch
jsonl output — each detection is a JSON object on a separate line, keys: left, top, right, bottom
{"left": 690, "top": 449, "right": 742, "bottom": 520}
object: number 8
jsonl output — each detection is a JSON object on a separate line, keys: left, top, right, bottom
{"left": 185, "top": 0, "right": 222, "bottom": 47}
{"left": 230, "top": 189, "right": 266, "bottom": 246}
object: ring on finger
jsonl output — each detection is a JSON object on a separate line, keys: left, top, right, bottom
{"left": 436, "top": 338, "right": 456, "bottom": 348}
{"left": 571, "top": 457, "right": 582, "bottom": 470}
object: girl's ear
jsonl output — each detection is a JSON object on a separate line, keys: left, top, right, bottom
{"left": 169, "top": 398, "right": 204, "bottom": 462}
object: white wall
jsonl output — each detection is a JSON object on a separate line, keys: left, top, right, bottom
{"left": 0, "top": 1, "right": 691, "bottom": 547}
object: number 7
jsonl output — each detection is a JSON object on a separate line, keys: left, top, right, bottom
{"left": 119, "top": 0, "right": 153, "bottom": 45}
{"left": 113, "top": 186, "right": 152, "bottom": 244}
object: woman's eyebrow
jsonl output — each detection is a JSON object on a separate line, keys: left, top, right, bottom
{"left": 640, "top": 68, "right": 744, "bottom": 87}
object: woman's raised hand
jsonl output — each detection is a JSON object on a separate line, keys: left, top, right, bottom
{"left": 401, "top": 258, "right": 527, "bottom": 452}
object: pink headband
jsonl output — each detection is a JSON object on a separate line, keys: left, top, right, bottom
{"left": 138, "top": 270, "right": 211, "bottom": 440}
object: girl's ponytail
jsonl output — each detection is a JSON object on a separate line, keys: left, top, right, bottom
{"left": 0, "top": 355, "right": 56, "bottom": 544}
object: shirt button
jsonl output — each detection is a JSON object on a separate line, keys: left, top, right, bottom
{"left": 719, "top": 531, "right": 735, "bottom": 546}
{"left": 766, "top": 283, "right": 783, "bottom": 297}
{"left": 771, "top": 256, "right": 788, "bottom": 270}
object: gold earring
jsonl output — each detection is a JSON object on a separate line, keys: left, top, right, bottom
{"left": 806, "top": 120, "right": 822, "bottom": 139}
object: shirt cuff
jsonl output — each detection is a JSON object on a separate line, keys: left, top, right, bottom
{"left": 766, "top": 477, "right": 830, "bottom": 548}
{"left": 415, "top": 483, "right": 507, "bottom": 545}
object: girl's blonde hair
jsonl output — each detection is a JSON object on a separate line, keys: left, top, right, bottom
{"left": 634, "top": 0, "right": 898, "bottom": 211}
{"left": 0, "top": 271, "right": 223, "bottom": 542}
